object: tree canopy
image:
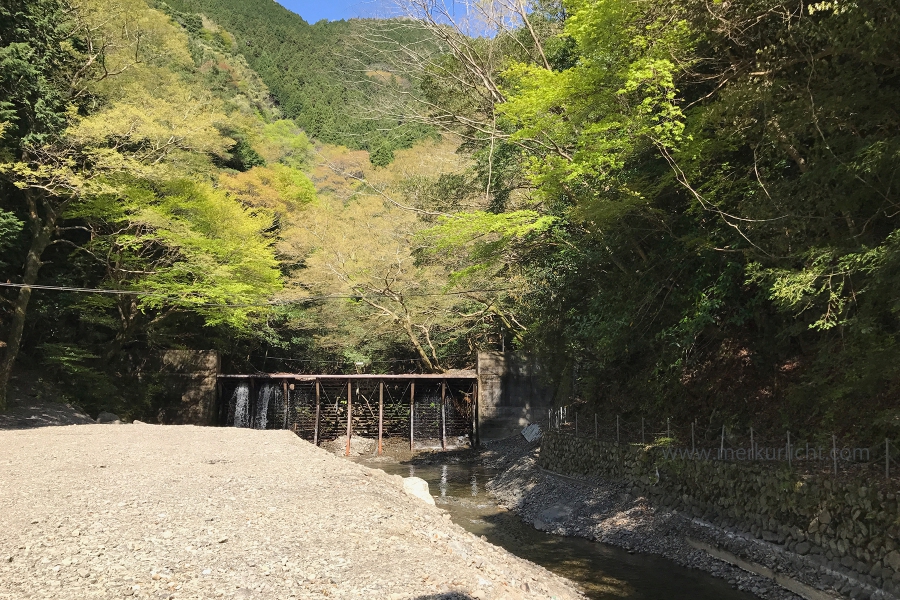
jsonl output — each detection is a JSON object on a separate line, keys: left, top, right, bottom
{"left": 2, "top": 0, "right": 899, "bottom": 440}
{"left": 0, "top": 0, "right": 293, "bottom": 413}
{"left": 409, "top": 0, "right": 900, "bottom": 436}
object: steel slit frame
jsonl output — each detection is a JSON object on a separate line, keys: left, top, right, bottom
{"left": 217, "top": 374, "right": 479, "bottom": 452}
{"left": 218, "top": 374, "right": 477, "bottom": 380}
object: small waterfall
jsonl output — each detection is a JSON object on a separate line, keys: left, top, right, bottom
{"left": 255, "top": 383, "right": 279, "bottom": 430}
{"left": 232, "top": 383, "right": 250, "bottom": 428}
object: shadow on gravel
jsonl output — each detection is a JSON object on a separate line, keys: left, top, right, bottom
{"left": 1, "top": 373, "right": 96, "bottom": 430}
{"left": 0, "top": 399, "right": 95, "bottom": 430}
{"left": 413, "top": 594, "right": 476, "bottom": 599}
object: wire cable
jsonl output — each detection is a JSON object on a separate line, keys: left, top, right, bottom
{"left": 0, "top": 282, "right": 515, "bottom": 308}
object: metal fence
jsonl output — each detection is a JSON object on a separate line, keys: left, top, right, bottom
{"left": 547, "top": 405, "right": 898, "bottom": 484}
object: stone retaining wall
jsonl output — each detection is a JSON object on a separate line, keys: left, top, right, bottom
{"left": 539, "top": 431, "right": 900, "bottom": 595}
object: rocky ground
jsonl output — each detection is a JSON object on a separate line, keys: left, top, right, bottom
{"left": 480, "top": 436, "right": 857, "bottom": 600}
{"left": 0, "top": 423, "right": 585, "bottom": 600}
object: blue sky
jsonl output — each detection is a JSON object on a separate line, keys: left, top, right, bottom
{"left": 276, "top": 1, "right": 473, "bottom": 23}
{"left": 276, "top": 0, "right": 374, "bottom": 23}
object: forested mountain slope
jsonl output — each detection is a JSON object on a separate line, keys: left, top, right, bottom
{"left": 0, "top": 0, "right": 492, "bottom": 419}
{"left": 4, "top": 0, "right": 900, "bottom": 445}
{"left": 0, "top": 0, "right": 317, "bottom": 415}
{"left": 159, "top": 0, "right": 434, "bottom": 165}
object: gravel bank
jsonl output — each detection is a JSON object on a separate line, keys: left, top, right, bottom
{"left": 481, "top": 436, "right": 830, "bottom": 600}
{"left": 0, "top": 424, "right": 584, "bottom": 600}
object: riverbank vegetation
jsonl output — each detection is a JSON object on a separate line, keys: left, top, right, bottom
{"left": 1, "top": 0, "right": 898, "bottom": 441}
{"left": 381, "top": 0, "right": 900, "bottom": 439}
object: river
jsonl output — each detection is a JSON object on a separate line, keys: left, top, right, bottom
{"left": 354, "top": 453, "right": 757, "bottom": 600}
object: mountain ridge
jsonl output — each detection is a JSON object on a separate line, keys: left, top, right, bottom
{"left": 160, "top": 0, "right": 435, "bottom": 165}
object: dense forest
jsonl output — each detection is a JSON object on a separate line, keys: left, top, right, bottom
{"left": 1, "top": 0, "right": 899, "bottom": 443}
{"left": 159, "top": 0, "right": 436, "bottom": 166}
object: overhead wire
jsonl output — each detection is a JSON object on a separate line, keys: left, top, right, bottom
{"left": 261, "top": 355, "right": 470, "bottom": 364}
{"left": 0, "top": 282, "right": 515, "bottom": 308}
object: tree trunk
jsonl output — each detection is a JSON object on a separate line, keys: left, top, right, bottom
{"left": 357, "top": 291, "right": 444, "bottom": 373}
{"left": 0, "top": 192, "right": 57, "bottom": 411}
{"left": 401, "top": 317, "right": 441, "bottom": 373}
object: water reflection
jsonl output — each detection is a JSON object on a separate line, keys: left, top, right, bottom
{"left": 357, "top": 455, "right": 757, "bottom": 600}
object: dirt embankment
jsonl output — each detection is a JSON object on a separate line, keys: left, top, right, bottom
{"left": 0, "top": 424, "right": 584, "bottom": 600}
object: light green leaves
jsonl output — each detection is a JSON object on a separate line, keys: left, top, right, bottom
{"left": 747, "top": 234, "right": 898, "bottom": 330}
{"left": 419, "top": 210, "right": 557, "bottom": 287}
{"left": 96, "top": 180, "right": 282, "bottom": 331}
{"left": 421, "top": 210, "right": 557, "bottom": 254}
{"left": 497, "top": 0, "right": 695, "bottom": 213}
{"left": 0, "top": 208, "right": 22, "bottom": 267}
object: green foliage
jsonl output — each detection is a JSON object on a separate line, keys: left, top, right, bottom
{"left": 0, "top": 208, "right": 22, "bottom": 260}
{"left": 106, "top": 179, "right": 282, "bottom": 330}
{"left": 747, "top": 240, "right": 891, "bottom": 332}
{"left": 161, "top": 0, "right": 436, "bottom": 164}
{"left": 499, "top": 0, "right": 694, "bottom": 204}
{"left": 0, "top": 0, "right": 289, "bottom": 416}
{"left": 5, "top": 0, "right": 900, "bottom": 435}
{"left": 222, "top": 137, "right": 265, "bottom": 171}
{"left": 155, "top": 1, "right": 203, "bottom": 34}
{"left": 420, "top": 210, "right": 557, "bottom": 281}
{"left": 258, "top": 120, "right": 312, "bottom": 169}
{"left": 416, "top": 0, "right": 900, "bottom": 436}
{"left": 0, "top": 0, "right": 84, "bottom": 152}
{"left": 36, "top": 343, "right": 120, "bottom": 410}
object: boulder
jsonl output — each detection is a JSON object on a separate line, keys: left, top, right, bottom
{"left": 540, "top": 503, "right": 574, "bottom": 523}
{"left": 96, "top": 412, "right": 123, "bottom": 424}
{"left": 402, "top": 477, "right": 435, "bottom": 506}
{"left": 885, "top": 550, "right": 900, "bottom": 572}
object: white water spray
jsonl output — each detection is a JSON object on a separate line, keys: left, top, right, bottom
{"left": 232, "top": 383, "right": 250, "bottom": 428}
{"left": 255, "top": 383, "right": 280, "bottom": 430}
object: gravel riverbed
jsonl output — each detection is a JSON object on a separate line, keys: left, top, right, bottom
{"left": 481, "top": 436, "right": 841, "bottom": 600}
{"left": 0, "top": 423, "right": 585, "bottom": 600}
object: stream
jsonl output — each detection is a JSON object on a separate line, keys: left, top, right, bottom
{"left": 354, "top": 454, "right": 757, "bottom": 600}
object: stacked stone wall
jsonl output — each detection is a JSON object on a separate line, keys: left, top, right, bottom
{"left": 540, "top": 431, "right": 900, "bottom": 594}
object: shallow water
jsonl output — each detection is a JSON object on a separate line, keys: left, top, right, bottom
{"left": 355, "top": 455, "right": 757, "bottom": 600}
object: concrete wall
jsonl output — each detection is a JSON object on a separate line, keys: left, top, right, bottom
{"left": 477, "top": 352, "right": 555, "bottom": 440}
{"left": 540, "top": 431, "right": 900, "bottom": 599}
{"left": 159, "top": 350, "right": 220, "bottom": 425}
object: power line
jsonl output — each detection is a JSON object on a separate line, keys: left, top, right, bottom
{"left": 0, "top": 282, "right": 162, "bottom": 296}
{"left": 0, "top": 282, "right": 514, "bottom": 308}
{"left": 261, "top": 355, "right": 471, "bottom": 364}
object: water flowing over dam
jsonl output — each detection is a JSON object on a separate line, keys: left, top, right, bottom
{"left": 219, "top": 375, "right": 479, "bottom": 450}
